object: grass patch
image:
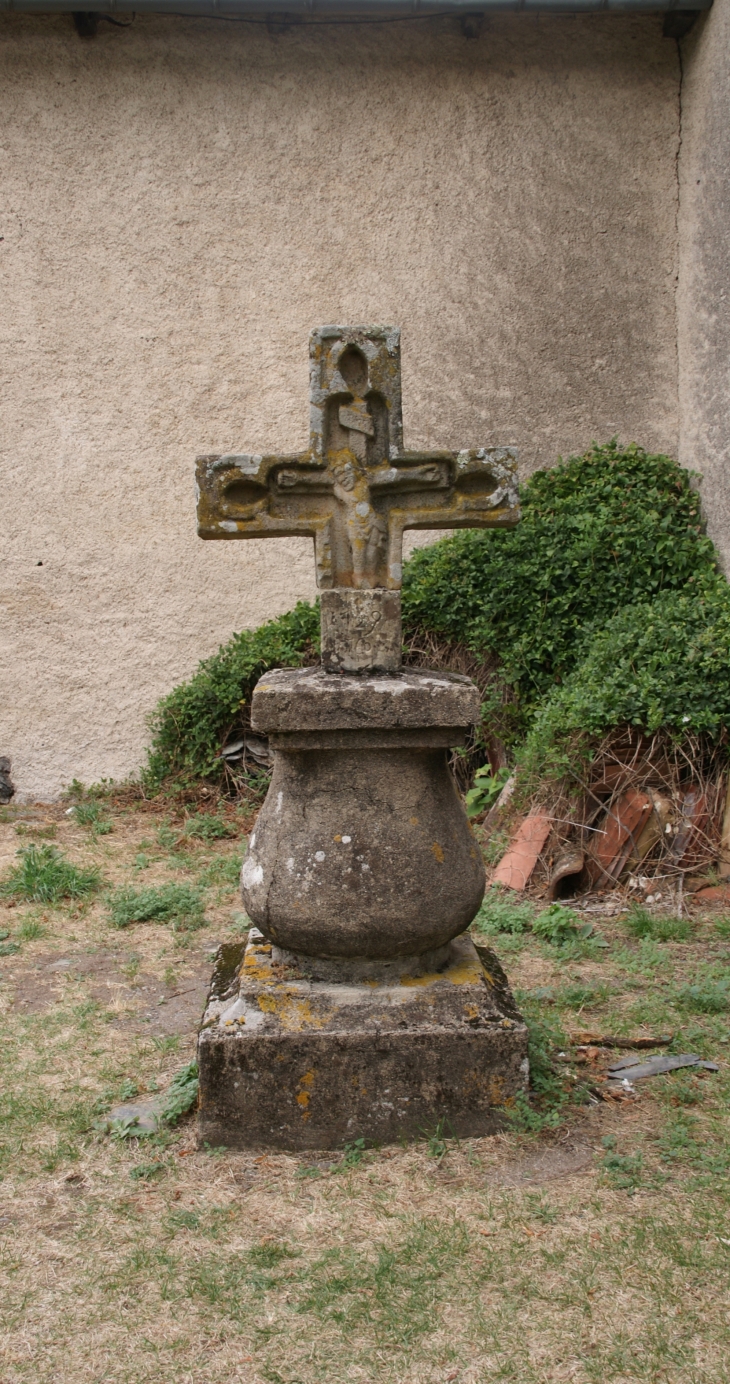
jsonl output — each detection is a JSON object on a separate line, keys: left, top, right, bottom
{"left": 197, "top": 853, "right": 244, "bottom": 890}
{"left": 0, "top": 844, "right": 101, "bottom": 904}
{"left": 625, "top": 905, "right": 693, "bottom": 943}
{"left": 675, "top": 980, "right": 730, "bottom": 1013}
{"left": 182, "top": 813, "right": 237, "bottom": 841}
{"left": 107, "top": 883, "right": 207, "bottom": 932}
{"left": 72, "top": 801, "right": 113, "bottom": 835}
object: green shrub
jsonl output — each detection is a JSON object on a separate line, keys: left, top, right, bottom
{"left": 524, "top": 581, "right": 730, "bottom": 777}
{"left": 402, "top": 441, "right": 716, "bottom": 717}
{"left": 0, "top": 845, "right": 101, "bottom": 904}
{"left": 145, "top": 600, "right": 319, "bottom": 787}
{"left": 107, "top": 883, "right": 206, "bottom": 932}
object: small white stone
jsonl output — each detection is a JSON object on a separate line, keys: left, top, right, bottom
{"left": 314, "top": 850, "right": 326, "bottom": 862}
{"left": 341, "top": 835, "right": 351, "bottom": 844}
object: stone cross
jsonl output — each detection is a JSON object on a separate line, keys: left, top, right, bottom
{"left": 196, "top": 326, "right": 519, "bottom": 670}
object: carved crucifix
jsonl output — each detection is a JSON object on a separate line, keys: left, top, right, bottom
{"left": 196, "top": 326, "right": 519, "bottom": 671}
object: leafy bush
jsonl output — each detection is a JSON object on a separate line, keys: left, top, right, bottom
{"left": 465, "top": 766, "right": 511, "bottom": 819}
{"left": 524, "top": 580, "right": 730, "bottom": 776}
{"left": 403, "top": 441, "right": 716, "bottom": 717}
{"left": 107, "top": 883, "right": 206, "bottom": 932}
{"left": 145, "top": 600, "right": 319, "bottom": 787}
{"left": 0, "top": 845, "right": 101, "bottom": 904}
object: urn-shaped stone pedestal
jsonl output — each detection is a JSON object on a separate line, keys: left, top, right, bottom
{"left": 240, "top": 667, "right": 486, "bottom": 959}
{"left": 197, "top": 664, "right": 528, "bottom": 1150}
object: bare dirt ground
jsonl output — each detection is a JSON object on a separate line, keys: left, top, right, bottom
{"left": 1, "top": 796, "right": 729, "bottom": 1384}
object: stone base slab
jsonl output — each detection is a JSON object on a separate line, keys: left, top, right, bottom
{"left": 197, "top": 931, "right": 528, "bottom": 1150}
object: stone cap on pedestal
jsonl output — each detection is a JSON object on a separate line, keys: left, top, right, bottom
{"left": 250, "top": 666, "right": 481, "bottom": 734}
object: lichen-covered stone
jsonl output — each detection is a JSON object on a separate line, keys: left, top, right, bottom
{"left": 197, "top": 931, "right": 529, "bottom": 1151}
{"left": 196, "top": 327, "right": 519, "bottom": 618}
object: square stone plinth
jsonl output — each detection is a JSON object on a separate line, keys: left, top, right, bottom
{"left": 197, "top": 932, "right": 528, "bottom": 1150}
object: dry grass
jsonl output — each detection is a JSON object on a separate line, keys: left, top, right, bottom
{"left": 1, "top": 799, "right": 730, "bottom": 1384}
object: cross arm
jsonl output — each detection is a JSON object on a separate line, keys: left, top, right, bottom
{"left": 376, "top": 446, "right": 519, "bottom": 529}
{"left": 195, "top": 451, "right": 333, "bottom": 541}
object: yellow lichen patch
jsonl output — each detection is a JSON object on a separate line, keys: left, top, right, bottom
{"left": 446, "top": 960, "right": 483, "bottom": 986}
{"left": 488, "top": 1074, "right": 507, "bottom": 1105}
{"left": 296, "top": 1070, "right": 316, "bottom": 1117}
{"left": 430, "top": 842, "right": 445, "bottom": 863}
{"left": 410, "top": 816, "right": 419, "bottom": 825}
{"left": 464, "top": 1004, "right": 479, "bottom": 1020}
{"left": 333, "top": 834, "right": 342, "bottom": 842}
{"left": 256, "top": 992, "right": 327, "bottom": 1031}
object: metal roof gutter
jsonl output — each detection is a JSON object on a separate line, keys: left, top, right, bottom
{"left": 0, "top": 0, "right": 714, "bottom": 13}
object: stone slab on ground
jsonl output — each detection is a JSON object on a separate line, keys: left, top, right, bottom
{"left": 198, "top": 931, "right": 528, "bottom": 1151}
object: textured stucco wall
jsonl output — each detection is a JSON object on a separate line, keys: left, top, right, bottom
{"left": 0, "top": 13, "right": 680, "bottom": 798}
{"left": 678, "top": 0, "right": 730, "bottom": 571}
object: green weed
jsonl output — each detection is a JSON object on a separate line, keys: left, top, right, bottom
{"left": 465, "top": 765, "right": 511, "bottom": 819}
{"left": 107, "top": 883, "right": 206, "bottom": 932}
{"left": 339, "top": 1138, "right": 368, "bottom": 1169}
{"left": 14, "top": 821, "right": 57, "bottom": 839}
{"left": 600, "top": 1141, "right": 644, "bottom": 1193}
{"left": 472, "top": 887, "right": 533, "bottom": 935}
{"left": 130, "top": 1161, "right": 167, "bottom": 1182}
{"left": 72, "top": 801, "right": 113, "bottom": 835}
{"left": 159, "top": 1061, "right": 199, "bottom": 1125}
{"left": 0, "top": 845, "right": 101, "bottom": 904}
{"left": 506, "top": 1000, "right": 580, "bottom": 1132}
{"left": 676, "top": 980, "right": 730, "bottom": 1013}
{"left": 16, "top": 915, "right": 48, "bottom": 941}
{"left": 532, "top": 903, "right": 587, "bottom": 947}
{"left": 182, "top": 813, "right": 237, "bottom": 841}
{"left": 557, "top": 981, "right": 611, "bottom": 1010}
{"left": 197, "top": 853, "right": 244, "bottom": 890}
{"left": 421, "top": 1117, "right": 455, "bottom": 1160}
{"left": 249, "top": 1240, "right": 296, "bottom": 1270}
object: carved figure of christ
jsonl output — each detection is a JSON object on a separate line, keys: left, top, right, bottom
{"left": 195, "top": 326, "right": 519, "bottom": 592}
